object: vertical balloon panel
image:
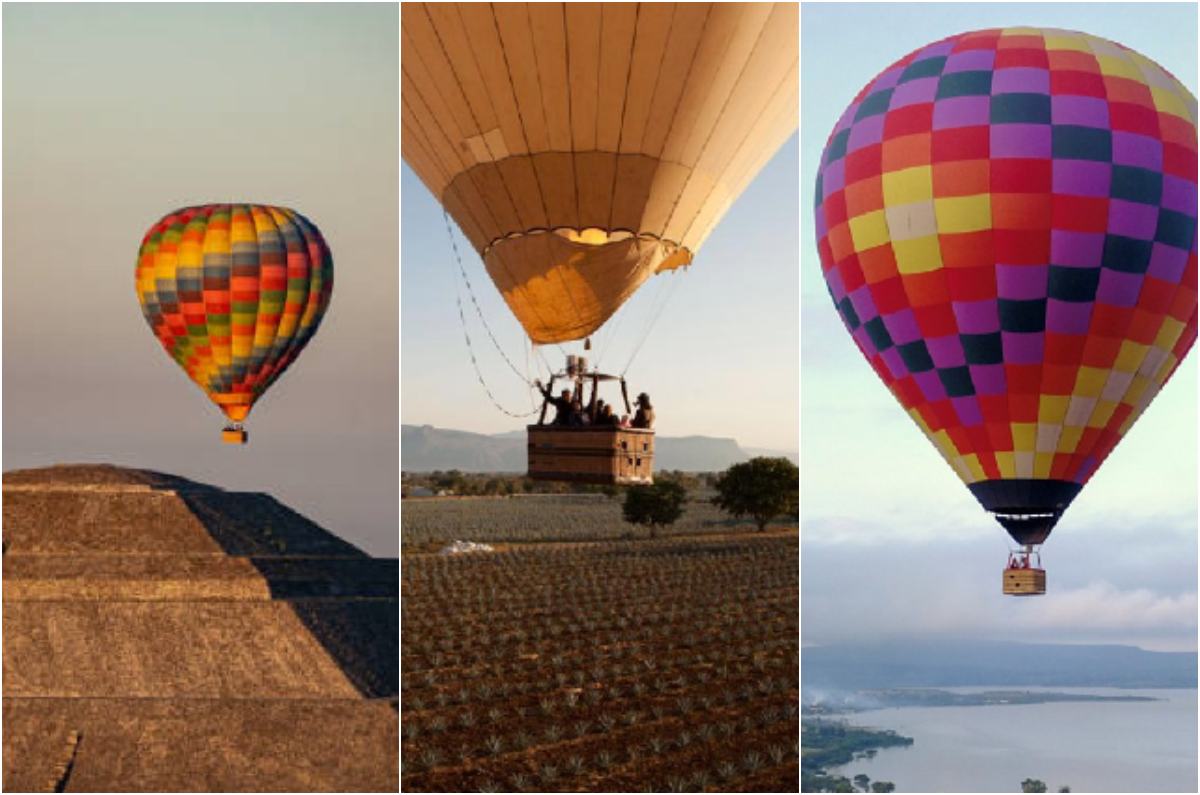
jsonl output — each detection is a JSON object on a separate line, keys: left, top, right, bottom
{"left": 401, "top": 2, "right": 799, "bottom": 344}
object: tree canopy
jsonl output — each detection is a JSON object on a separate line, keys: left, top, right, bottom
{"left": 622, "top": 480, "right": 687, "bottom": 537}
{"left": 713, "top": 457, "right": 798, "bottom": 531}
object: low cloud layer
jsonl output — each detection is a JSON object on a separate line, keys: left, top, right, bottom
{"left": 802, "top": 519, "right": 1197, "bottom": 652}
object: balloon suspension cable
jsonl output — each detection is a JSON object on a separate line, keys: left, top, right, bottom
{"left": 442, "top": 209, "right": 536, "bottom": 388}
{"left": 444, "top": 211, "right": 541, "bottom": 419}
{"left": 622, "top": 269, "right": 685, "bottom": 376}
{"left": 524, "top": 337, "right": 536, "bottom": 412}
{"left": 593, "top": 291, "right": 632, "bottom": 371}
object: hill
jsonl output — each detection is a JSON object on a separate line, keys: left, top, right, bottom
{"left": 802, "top": 639, "right": 1197, "bottom": 692}
{"left": 2, "top": 464, "right": 397, "bottom": 792}
{"left": 402, "top": 423, "right": 796, "bottom": 472}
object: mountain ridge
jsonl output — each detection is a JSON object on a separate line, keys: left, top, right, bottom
{"left": 402, "top": 423, "right": 798, "bottom": 472}
{"left": 802, "top": 639, "right": 1197, "bottom": 691}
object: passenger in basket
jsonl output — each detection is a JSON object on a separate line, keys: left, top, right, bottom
{"left": 569, "top": 392, "right": 588, "bottom": 426}
{"left": 619, "top": 414, "right": 631, "bottom": 428}
{"left": 536, "top": 381, "right": 577, "bottom": 426}
{"left": 599, "top": 403, "right": 619, "bottom": 426}
{"left": 632, "top": 393, "right": 655, "bottom": 429}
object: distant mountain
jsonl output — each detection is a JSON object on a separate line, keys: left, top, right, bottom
{"left": 401, "top": 424, "right": 757, "bottom": 472}
{"left": 402, "top": 425, "right": 525, "bottom": 472}
{"left": 803, "top": 639, "right": 1197, "bottom": 691}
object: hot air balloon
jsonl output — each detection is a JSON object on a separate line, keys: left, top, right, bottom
{"left": 135, "top": 204, "right": 333, "bottom": 445}
{"left": 402, "top": 2, "right": 798, "bottom": 483}
{"left": 815, "top": 28, "right": 1198, "bottom": 595}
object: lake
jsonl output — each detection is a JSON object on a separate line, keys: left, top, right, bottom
{"left": 830, "top": 687, "right": 1197, "bottom": 793}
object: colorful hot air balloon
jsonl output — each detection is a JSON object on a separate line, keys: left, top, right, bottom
{"left": 815, "top": 28, "right": 1197, "bottom": 594}
{"left": 402, "top": 2, "right": 798, "bottom": 343}
{"left": 135, "top": 204, "right": 333, "bottom": 444}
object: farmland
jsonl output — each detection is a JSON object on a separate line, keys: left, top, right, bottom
{"left": 401, "top": 496, "right": 798, "bottom": 792}
{"left": 402, "top": 493, "right": 788, "bottom": 548}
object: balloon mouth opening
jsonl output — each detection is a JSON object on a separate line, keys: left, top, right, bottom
{"left": 967, "top": 479, "right": 1082, "bottom": 547}
{"left": 212, "top": 393, "right": 253, "bottom": 422}
{"left": 560, "top": 227, "right": 621, "bottom": 246}
{"left": 990, "top": 510, "right": 1062, "bottom": 546}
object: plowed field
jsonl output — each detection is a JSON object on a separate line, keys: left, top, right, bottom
{"left": 402, "top": 529, "right": 798, "bottom": 792}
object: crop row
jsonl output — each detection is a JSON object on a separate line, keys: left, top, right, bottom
{"left": 401, "top": 530, "right": 798, "bottom": 791}
{"left": 403, "top": 690, "right": 798, "bottom": 792}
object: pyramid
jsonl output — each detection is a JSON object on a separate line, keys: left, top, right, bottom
{"left": 2, "top": 465, "right": 397, "bottom": 792}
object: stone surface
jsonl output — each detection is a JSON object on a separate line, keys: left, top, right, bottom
{"left": 2, "top": 464, "right": 397, "bottom": 792}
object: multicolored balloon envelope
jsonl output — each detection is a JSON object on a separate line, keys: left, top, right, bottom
{"left": 135, "top": 204, "right": 333, "bottom": 443}
{"left": 815, "top": 28, "right": 1197, "bottom": 549}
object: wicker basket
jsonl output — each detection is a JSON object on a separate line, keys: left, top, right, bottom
{"left": 527, "top": 426, "right": 654, "bottom": 485}
{"left": 1003, "top": 567, "right": 1046, "bottom": 596}
{"left": 221, "top": 428, "right": 248, "bottom": 445}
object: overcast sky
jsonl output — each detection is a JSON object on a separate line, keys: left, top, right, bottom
{"left": 3, "top": 4, "right": 398, "bottom": 556}
{"left": 801, "top": 3, "right": 1198, "bottom": 652}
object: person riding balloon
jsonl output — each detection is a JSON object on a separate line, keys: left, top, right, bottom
{"left": 402, "top": 3, "right": 798, "bottom": 483}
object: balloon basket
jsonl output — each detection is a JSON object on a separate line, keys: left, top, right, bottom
{"left": 1003, "top": 568, "right": 1045, "bottom": 596}
{"left": 222, "top": 427, "right": 248, "bottom": 445}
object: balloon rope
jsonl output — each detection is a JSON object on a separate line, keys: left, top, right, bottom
{"left": 594, "top": 287, "right": 632, "bottom": 371}
{"left": 444, "top": 212, "right": 540, "bottom": 418}
{"left": 442, "top": 210, "right": 536, "bottom": 387}
{"left": 622, "top": 272, "right": 684, "bottom": 376}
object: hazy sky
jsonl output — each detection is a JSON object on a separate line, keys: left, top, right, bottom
{"left": 3, "top": 4, "right": 399, "bottom": 556}
{"left": 801, "top": 3, "right": 1198, "bottom": 651}
{"left": 401, "top": 134, "right": 800, "bottom": 452}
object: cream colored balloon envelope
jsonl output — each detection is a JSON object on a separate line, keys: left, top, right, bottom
{"left": 402, "top": 2, "right": 799, "bottom": 343}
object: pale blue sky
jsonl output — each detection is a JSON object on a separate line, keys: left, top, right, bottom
{"left": 4, "top": 4, "right": 398, "bottom": 556}
{"left": 401, "top": 136, "right": 800, "bottom": 452}
{"left": 801, "top": 3, "right": 1197, "bottom": 650}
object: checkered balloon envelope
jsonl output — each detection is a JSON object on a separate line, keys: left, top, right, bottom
{"left": 135, "top": 205, "right": 334, "bottom": 444}
{"left": 815, "top": 28, "right": 1197, "bottom": 547}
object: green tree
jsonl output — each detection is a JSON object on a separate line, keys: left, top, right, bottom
{"left": 853, "top": 773, "right": 870, "bottom": 791}
{"left": 712, "top": 457, "right": 798, "bottom": 531}
{"left": 622, "top": 480, "right": 687, "bottom": 537}
{"left": 1057, "top": 788, "right": 1071, "bottom": 793}
{"left": 1021, "top": 779, "right": 1047, "bottom": 793}
{"left": 870, "top": 783, "right": 895, "bottom": 793}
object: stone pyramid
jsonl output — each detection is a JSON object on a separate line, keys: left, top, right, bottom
{"left": 2, "top": 464, "right": 397, "bottom": 792}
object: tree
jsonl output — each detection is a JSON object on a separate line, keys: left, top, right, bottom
{"left": 870, "top": 783, "right": 895, "bottom": 793}
{"left": 712, "top": 457, "right": 798, "bottom": 531}
{"left": 622, "top": 480, "right": 687, "bottom": 537}
{"left": 1021, "top": 779, "right": 1047, "bottom": 793}
{"left": 1057, "top": 788, "right": 1071, "bottom": 793}
{"left": 853, "top": 773, "right": 870, "bottom": 791}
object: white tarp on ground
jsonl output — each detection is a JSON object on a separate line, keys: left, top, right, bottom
{"left": 438, "top": 540, "right": 495, "bottom": 555}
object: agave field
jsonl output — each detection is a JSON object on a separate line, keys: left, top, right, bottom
{"left": 401, "top": 525, "right": 798, "bottom": 792}
{"left": 402, "top": 493, "right": 792, "bottom": 548}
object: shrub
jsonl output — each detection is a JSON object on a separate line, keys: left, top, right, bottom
{"left": 622, "top": 480, "right": 687, "bottom": 537}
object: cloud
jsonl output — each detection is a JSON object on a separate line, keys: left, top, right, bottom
{"left": 802, "top": 531, "right": 1197, "bottom": 651}
{"left": 1012, "top": 583, "right": 1198, "bottom": 632}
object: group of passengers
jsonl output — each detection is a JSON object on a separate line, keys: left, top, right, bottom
{"left": 535, "top": 380, "right": 654, "bottom": 430}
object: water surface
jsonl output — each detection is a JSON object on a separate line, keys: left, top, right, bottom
{"left": 830, "top": 687, "right": 1197, "bottom": 793}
